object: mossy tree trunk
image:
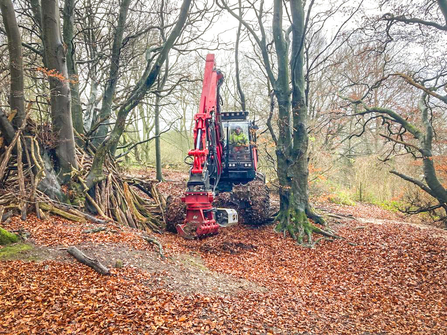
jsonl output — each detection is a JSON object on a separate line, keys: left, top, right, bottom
{"left": 219, "top": 0, "right": 330, "bottom": 244}
{"left": 272, "top": 0, "right": 326, "bottom": 244}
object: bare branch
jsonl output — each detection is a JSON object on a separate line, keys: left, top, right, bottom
{"left": 115, "top": 117, "right": 180, "bottom": 159}
{"left": 390, "top": 170, "right": 437, "bottom": 198}
{"left": 393, "top": 73, "right": 447, "bottom": 105}
{"left": 383, "top": 13, "right": 447, "bottom": 31}
{"left": 379, "top": 133, "right": 423, "bottom": 155}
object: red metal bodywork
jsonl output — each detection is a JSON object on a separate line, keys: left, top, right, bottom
{"left": 177, "top": 54, "right": 223, "bottom": 238}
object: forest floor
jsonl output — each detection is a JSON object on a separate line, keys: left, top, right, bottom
{"left": 0, "top": 172, "right": 446, "bottom": 334}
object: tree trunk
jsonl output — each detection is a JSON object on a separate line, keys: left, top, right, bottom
{"left": 83, "top": 0, "right": 99, "bottom": 132}
{"left": 155, "top": 94, "right": 163, "bottom": 181}
{"left": 42, "top": 0, "right": 78, "bottom": 180}
{"left": 155, "top": 61, "right": 169, "bottom": 182}
{"left": 419, "top": 97, "right": 447, "bottom": 204}
{"left": 290, "top": 0, "right": 313, "bottom": 221}
{"left": 235, "top": 0, "right": 246, "bottom": 111}
{"left": 273, "top": 0, "right": 327, "bottom": 243}
{"left": 93, "top": 0, "right": 131, "bottom": 147}
{"left": 0, "top": 0, "right": 25, "bottom": 129}
{"left": 63, "top": 0, "right": 83, "bottom": 135}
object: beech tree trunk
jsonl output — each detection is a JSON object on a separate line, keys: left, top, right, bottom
{"left": 218, "top": 0, "right": 329, "bottom": 244}
{"left": 63, "top": 0, "right": 83, "bottom": 135}
{"left": 272, "top": 0, "right": 325, "bottom": 242}
{"left": 41, "top": 0, "right": 78, "bottom": 180}
{"left": 0, "top": 0, "right": 25, "bottom": 129}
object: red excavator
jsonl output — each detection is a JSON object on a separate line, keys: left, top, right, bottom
{"left": 176, "top": 54, "right": 269, "bottom": 239}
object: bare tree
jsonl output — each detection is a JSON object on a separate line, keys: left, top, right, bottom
{"left": 93, "top": 0, "right": 131, "bottom": 146}
{"left": 342, "top": 0, "right": 447, "bottom": 225}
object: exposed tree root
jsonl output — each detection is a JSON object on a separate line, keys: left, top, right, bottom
{"left": 305, "top": 206, "right": 326, "bottom": 226}
{"left": 0, "top": 120, "right": 165, "bottom": 233}
{"left": 274, "top": 207, "right": 339, "bottom": 247}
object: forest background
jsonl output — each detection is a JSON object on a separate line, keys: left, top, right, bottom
{"left": 0, "top": 0, "right": 446, "bottom": 226}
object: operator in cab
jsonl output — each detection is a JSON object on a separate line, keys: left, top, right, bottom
{"left": 230, "top": 125, "right": 248, "bottom": 150}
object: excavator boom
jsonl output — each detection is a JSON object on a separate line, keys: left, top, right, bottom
{"left": 177, "top": 54, "right": 223, "bottom": 238}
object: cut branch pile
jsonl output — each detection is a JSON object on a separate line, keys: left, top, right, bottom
{"left": 0, "top": 122, "right": 165, "bottom": 232}
{"left": 165, "top": 179, "right": 272, "bottom": 232}
{"left": 214, "top": 179, "right": 271, "bottom": 225}
{"left": 74, "top": 148, "right": 166, "bottom": 232}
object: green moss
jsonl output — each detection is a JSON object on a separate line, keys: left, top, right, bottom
{"left": 69, "top": 181, "right": 86, "bottom": 206}
{"left": 373, "top": 200, "right": 402, "bottom": 212}
{"left": 0, "top": 243, "right": 32, "bottom": 260}
{"left": 0, "top": 227, "right": 18, "bottom": 245}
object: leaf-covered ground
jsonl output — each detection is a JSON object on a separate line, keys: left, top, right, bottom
{"left": 1, "top": 203, "right": 446, "bottom": 334}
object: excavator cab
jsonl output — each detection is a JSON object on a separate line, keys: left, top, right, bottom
{"left": 218, "top": 111, "right": 258, "bottom": 192}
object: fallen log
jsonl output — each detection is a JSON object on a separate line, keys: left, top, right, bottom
{"left": 39, "top": 202, "right": 86, "bottom": 222}
{"left": 83, "top": 227, "right": 107, "bottom": 234}
{"left": 67, "top": 246, "right": 110, "bottom": 275}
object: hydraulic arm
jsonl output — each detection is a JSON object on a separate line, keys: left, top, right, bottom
{"left": 177, "top": 54, "right": 224, "bottom": 238}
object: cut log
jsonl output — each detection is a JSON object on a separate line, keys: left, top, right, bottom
{"left": 67, "top": 246, "right": 110, "bottom": 275}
